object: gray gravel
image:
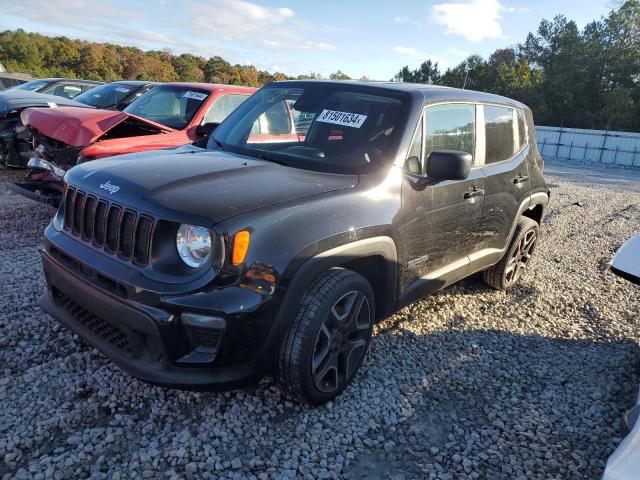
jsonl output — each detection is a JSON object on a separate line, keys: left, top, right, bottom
{"left": 1, "top": 164, "right": 640, "bottom": 479}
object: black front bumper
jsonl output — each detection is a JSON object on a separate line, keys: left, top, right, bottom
{"left": 40, "top": 249, "right": 280, "bottom": 390}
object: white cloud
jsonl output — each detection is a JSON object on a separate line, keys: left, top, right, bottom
{"left": 187, "top": 0, "right": 334, "bottom": 52}
{"left": 188, "top": 0, "right": 294, "bottom": 39}
{"left": 262, "top": 40, "right": 336, "bottom": 51}
{"left": 393, "top": 46, "right": 422, "bottom": 57}
{"left": 505, "top": 6, "right": 530, "bottom": 13}
{"left": 432, "top": 0, "right": 504, "bottom": 42}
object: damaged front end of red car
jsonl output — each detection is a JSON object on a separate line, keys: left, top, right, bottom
{"left": 10, "top": 107, "right": 168, "bottom": 206}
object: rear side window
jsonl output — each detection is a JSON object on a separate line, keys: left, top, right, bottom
{"left": 204, "top": 94, "right": 249, "bottom": 124}
{"left": 517, "top": 109, "right": 527, "bottom": 150}
{"left": 485, "top": 105, "right": 515, "bottom": 164}
{"left": 424, "top": 104, "right": 475, "bottom": 163}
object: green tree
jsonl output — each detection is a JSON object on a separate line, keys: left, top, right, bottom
{"left": 329, "top": 70, "right": 351, "bottom": 80}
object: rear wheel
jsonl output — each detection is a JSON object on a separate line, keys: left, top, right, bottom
{"left": 483, "top": 216, "right": 539, "bottom": 290}
{"left": 278, "top": 268, "right": 374, "bottom": 405}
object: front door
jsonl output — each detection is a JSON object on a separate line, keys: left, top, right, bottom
{"left": 401, "top": 103, "right": 485, "bottom": 301}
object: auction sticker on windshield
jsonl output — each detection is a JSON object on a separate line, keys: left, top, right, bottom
{"left": 317, "top": 109, "right": 367, "bottom": 128}
{"left": 115, "top": 87, "right": 131, "bottom": 93}
{"left": 183, "top": 91, "right": 208, "bottom": 101}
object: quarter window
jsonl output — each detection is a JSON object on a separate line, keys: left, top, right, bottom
{"left": 485, "top": 105, "right": 515, "bottom": 164}
{"left": 424, "top": 104, "right": 475, "bottom": 169}
{"left": 204, "top": 94, "right": 250, "bottom": 124}
{"left": 517, "top": 110, "right": 527, "bottom": 150}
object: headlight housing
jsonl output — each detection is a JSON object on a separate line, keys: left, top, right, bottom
{"left": 176, "top": 224, "right": 213, "bottom": 268}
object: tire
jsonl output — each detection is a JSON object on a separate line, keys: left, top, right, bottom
{"left": 483, "top": 216, "right": 539, "bottom": 290}
{"left": 278, "top": 268, "right": 374, "bottom": 405}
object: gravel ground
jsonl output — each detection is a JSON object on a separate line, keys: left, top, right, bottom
{"left": 1, "top": 164, "right": 640, "bottom": 480}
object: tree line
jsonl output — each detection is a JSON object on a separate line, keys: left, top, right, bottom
{"left": 1, "top": 1, "right": 638, "bottom": 131}
{"left": 394, "top": 1, "right": 640, "bottom": 132}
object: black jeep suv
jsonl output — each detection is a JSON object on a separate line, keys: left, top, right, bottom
{"left": 39, "top": 81, "right": 549, "bottom": 404}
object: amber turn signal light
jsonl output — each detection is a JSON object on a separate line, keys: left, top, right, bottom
{"left": 231, "top": 230, "right": 250, "bottom": 265}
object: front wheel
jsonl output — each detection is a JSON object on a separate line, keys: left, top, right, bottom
{"left": 278, "top": 269, "right": 374, "bottom": 405}
{"left": 483, "top": 216, "right": 539, "bottom": 290}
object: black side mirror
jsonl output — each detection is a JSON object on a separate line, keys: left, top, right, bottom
{"left": 426, "top": 150, "right": 472, "bottom": 181}
{"left": 196, "top": 122, "right": 220, "bottom": 138}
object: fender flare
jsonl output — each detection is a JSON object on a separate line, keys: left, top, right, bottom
{"left": 278, "top": 236, "right": 398, "bottom": 322}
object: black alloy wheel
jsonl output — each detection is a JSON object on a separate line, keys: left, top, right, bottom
{"left": 311, "top": 290, "right": 371, "bottom": 393}
{"left": 278, "top": 269, "right": 375, "bottom": 405}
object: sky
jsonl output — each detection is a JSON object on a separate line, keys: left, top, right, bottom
{"left": 1, "top": 0, "right": 614, "bottom": 79}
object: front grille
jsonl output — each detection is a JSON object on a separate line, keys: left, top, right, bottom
{"left": 63, "top": 187, "right": 153, "bottom": 266}
{"left": 52, "top": 286, "right": 131, "bottom": 353}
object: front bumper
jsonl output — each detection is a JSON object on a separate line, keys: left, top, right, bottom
{"left": 9, "top": 180, "right": 62, "bottom": 206}
{"left": 40, "top": 248, "right": 281, "bottom": 390}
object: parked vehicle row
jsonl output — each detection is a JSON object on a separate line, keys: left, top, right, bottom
{"left": 35, "top": 80, "right": 550, "bottom": 404}
{"left": 10, "top": 82, "right": 255, "bottom": 204}
{"left": 0, "top": 81, "right": 155, "bottom": 169}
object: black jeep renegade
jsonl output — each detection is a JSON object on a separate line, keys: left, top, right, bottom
{"left": 40, "top": 81, "right": 549, "bottom": 404}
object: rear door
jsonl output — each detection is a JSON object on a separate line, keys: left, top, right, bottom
{"left": 401, "top": 102, "right": 486, "bottom": 298}
{"left": 476, "top": 104, "right": 531, "bottom": 262}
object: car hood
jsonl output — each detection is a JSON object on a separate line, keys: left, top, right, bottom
{"left": 0, "top": 90, "right": 91, "bottom": 118}
{"left": 65, "top": 149, "right": 359, "bottom": 225}
{"left": 20, "top": 107, "right": 171, "bottom": 147}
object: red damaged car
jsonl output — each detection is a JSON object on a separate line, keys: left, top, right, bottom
{"left": 12, "top": 82, "right": 256, "bottom": 205}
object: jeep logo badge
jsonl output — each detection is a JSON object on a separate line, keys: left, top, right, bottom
{"left": 99, "top": 180, "right": 120, "bottom": 194}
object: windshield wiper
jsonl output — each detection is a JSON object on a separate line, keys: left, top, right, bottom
{"left": 252, "top": 151, "right": 291, "bottom": 167}
{"left": 211, "top": 139, "right": 224, "bottom": 151}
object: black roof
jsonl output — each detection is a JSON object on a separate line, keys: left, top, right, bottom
{"left": 272, "top": 79, "right": 526, "bottom": 110}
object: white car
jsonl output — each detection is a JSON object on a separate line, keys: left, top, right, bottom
{"left": 603, "top": 235, "right": 640, "bottom": 480}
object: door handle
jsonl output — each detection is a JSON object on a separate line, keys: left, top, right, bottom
{"left": 513, "top": 175, "right": 530, "bottom": 185}
{"left": 464, "top": 188, "right": 485, "bottom": 199}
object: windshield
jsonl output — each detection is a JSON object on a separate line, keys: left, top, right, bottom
{"left": 209, "top": 84, "right": 407, "bottom": 173}
{"left": 13, "top": 80, "right": 51, "bottom": 92}
{"left": 123, "top": 85, "right": 209, "bottom": 130}
{"left": 74, "top": 83, "right": 135, "bottom": 109}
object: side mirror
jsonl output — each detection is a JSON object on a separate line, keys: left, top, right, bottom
{"left": 426, "top": 150, "right": 472, "bottom": 181}
{"left": 196, "top": 122, "right": 220, "bottom": 138}
{"left": 611, "top": 235, "right": 640, "bottom": 285}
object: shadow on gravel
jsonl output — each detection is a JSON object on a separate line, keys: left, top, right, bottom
{"left": 344, "top": 329, "right": 640, "bottom": 480}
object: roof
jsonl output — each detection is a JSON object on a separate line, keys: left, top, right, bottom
{"left": 34, "top": 78, "right": 104, "bottom": 85}
{"left": 162, "top": 82, "right": 257, "bottom": 93}
{"left": 110, "top": 80, "right": 158, "bottom": 87}
{"left": 271, "top": 79, "right": 526, "bottom": 110}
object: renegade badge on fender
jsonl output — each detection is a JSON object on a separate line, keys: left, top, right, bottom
{"left": 39, "top": 80, "right": 549, "bottom": 405}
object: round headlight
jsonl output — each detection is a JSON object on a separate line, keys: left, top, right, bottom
{"left": 176, "top": 224, "right": 212, "bottom": 268}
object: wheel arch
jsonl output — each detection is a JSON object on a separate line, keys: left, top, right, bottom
{"left": 281, "top": 236, "right": 399, "bottom": 322}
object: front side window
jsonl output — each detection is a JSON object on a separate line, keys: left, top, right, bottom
{"left": 485, "top": 105, "right": 515, "bottom": 164}
{"left": 124, "top": 85, "right": 210, "bottom": 130}
{"left": 203, "top": 94, "right": 250, "bottom": 124}
{"left": 424, "top": 104, "right": 475, "bottom": 170}
{"left": 73, "top": 83, "right": 135, "bottom": 109}
{"left": 42, "top": 83, "right": 83, "bottom": 99}
{"left": 210, "top": 85, "right": 407, "bottom": 173}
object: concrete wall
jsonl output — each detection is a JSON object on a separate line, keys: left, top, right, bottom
{"left": 535, "top": 126, "right": 640, "bottom": 169}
